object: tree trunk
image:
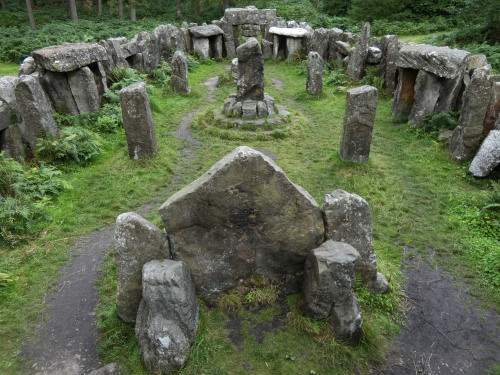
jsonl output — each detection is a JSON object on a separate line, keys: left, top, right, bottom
{"left": 25, "top": 0, "right": 36, "bottom": 31}
{"left": 195, "top": 1, "right": 200, "bottom": 18}
{"left": 157, "top": 0, "right": 161, "bottom": 7}
{"left": 97, "top": 0, "right": 102, "bottom": 15}
{"left": 109, "top": 0, "right": 113, "bottom": 15}
{"left": 68, "top": 0, "right": 78, "bottom": 22}
{"left": 50, "top": 0, "right": 54, "bottom": 11}
{"left": 130, "top": 2, "right": 136, "bottom": 21}
{"left": 176, "top": 0, "right": 181, "bottom": 16}
{"left": 1, "top": 0, "right": 6, "bottom": 11}
{"left": 117, "top": 0, "right": 124, "bottom": 20}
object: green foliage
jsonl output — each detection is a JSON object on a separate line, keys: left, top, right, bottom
{"left": 353, "top": 276, "right": 402, "bottom": 319}
{"left": 217, "top": 70, "right": 233, "bottom": 87}
{"left": 423, "top": 112, "right": 458, "bottom": 136}
{"left": 324, "top": 61, "right": 349, "bottom": 86}
{"left": 0, "top": 272, "right": 14, "bottom": 286}
{"left": 0, "top": 152, "right": 69, "bottom": 245}
{"left": 35, "top": 127, "right": 102, "bottom": 165}
{"left": 359, "top": 64, "right": 385, "bottom": 93}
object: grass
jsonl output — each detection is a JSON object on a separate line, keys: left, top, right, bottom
{"left": 0, "top": 58, "right": 499, "bottom": 374}
{"left": 0, "top": 62, "right": 18, "bottom": 77}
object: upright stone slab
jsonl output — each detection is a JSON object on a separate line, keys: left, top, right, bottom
{"left": 339, "top": 85, "right": 378, "bottom": 163}
{"left": 193, "top": 37, "right": 210, "bottom": 58}
{"left": 31, "top": 43, "right": 107, "bottom": 72}
{"left": 408, "top": 70, "right": 442, "bottom": 127}
{"left": 306, "top": 51, "right": 323, "bottom": 95}
{"left": 0, "top": 125, "right": 26, "bottom": 160}
{"left": 450, "top": 68, "right": 493, "bottom": 161}
{"left": 327, "top": 28, "right": 344, "bottom": 61}
{"left": 171, "top": 51, "right": 190, "bottom": 94}
{"left": 237, "top": 38, "right": 264, "bottom": 101}
{"left": 114, "top": 212, "right": 170, "bottom": 323}
{"left": 136, "top": 259, "right": 198, "bottom": 373}
{"left": 468, "top": 130, "right": 500, "bottom": 177}
{"left": 14, "top": 75, "right": 59, "bottom": 150}
{"left": 18, "top": 56, "right": 37, "bottom": 76}
{"left": 346, "top": 22, "right": 370, "bottom": 81}
{"left": 322, "top": 189, "right": 388, "bottom": 293}
{"left": 119, "top": 82, "right": 158, "bottom": 159}
{"left": 40, "top": 70, "right": 79, "bottom": 116}
{"left": 68, "top": 66, "right": 100, "bottom": 113}
{"left": 159, "top": 146, "right": 325, "bottom": 303}
{"left": 484, "top": 80, "right": 500, "bottom": 134}
{"left": 301, "top": 240, "right": 363, "bottom": 343}
{"left": 434, "top": 74, "right": 463, "bottom": 114}
{"left": 231, "top": 57, "right": 239, "bottom": 83}
{"left": 380, "top": 35, "right": 399, "bottom": 96}
{"left": 391, "top": 68, "right": 419, "bottom": 117}
{"left": 0, "top": 76, "right": 19, "bottom": 115}
{"left": 0, "top": 101, "right": 10, "bottom": 132}
{"left": 306, "top": 28, "right": 329, "bottom": 60}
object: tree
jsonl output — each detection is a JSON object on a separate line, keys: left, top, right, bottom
{"left": 118, "top": 0, "right": 124, "bottom": 20}
{"left": 25, "top": 0, "right": 36, "bottom": 31}
{"left": 1, "top": 0, "right": 6, "bottom": 11}
{"left": 97, "top": 0, "right": 102, "bottom": 15}
{"left": 130, "top": 0, "right": 136, "bottom": 21}
{"left": 68, "top": 0, "right": 78, "bottom": 22}
{"left": 322, "top": 0, "right": 351, "bottom": 16}
{"left": 349, "top": 0, "right": 408, "bottom": 21}
{"left": 176, "top": 0, "right": 181, "bottom": 17}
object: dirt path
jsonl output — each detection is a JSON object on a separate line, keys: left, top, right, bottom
{"left": 376, "top": 246, "right": 500, "bottom": 375}
{"left": 23, "top": 76, "right": 219, "bottom": 375}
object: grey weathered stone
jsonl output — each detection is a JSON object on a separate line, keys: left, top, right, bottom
{"left": 391, "top": 68, "right": 419, "bottom": 117}
{"left": 242, "top": 100, "right": 257, "bottom": 118}
{"left": 158, "top": 146, "right": 325, "bottom": 303}
{"left": 347, "top": 22, "right": 370, "bottom": 80}
{"left": 468, "top": 130, "right": 500, "bottom": 177}
{"left": 171, "top": 51, "right": 190, "bottom": 94}
{"left": 90, "top": 61, "right": 108, "bottom": 97}
{"left": 68, "top": 66, "right": 100, "bottom": 113}
{"left": 335, "top": 41, "right": 351, "bottom": 56}
{"left": 0, "top": 76, "right": 19, "bottom": 115}
{"left": 367, "top": 46, "right": 382, "bottom": 64}
{"left": 380, "top": 35, "right": 399, "bottom": 96}
{"left": 14, "top": 75, "right": 59, "bottom": 150}
{"left": 214, "top": 20, "right": 236, "bottom": 58}
{"left": 136, "top": 259, "right": 198, "bottom": 374}
{"left": 232, "top": 101, "right": 243, "bottom": 116}
{"left": 306, "top": 28, "right": 328, "bottom": 60}
{"left": 223, "top": 7, "right": 276, "bottom": 25}
{"left": 180, "top": 28, "right": 193, "bottom": 54}
{"left": 31, "top": 43, "right": 107, "bottom": 72}
{"left": 213, "top": 34, "right": 223, "bottom": 58}
{"left": 450, "top": 68, "right": 493, "bottom": 161}
{"left": 269, "top": 26, "right": 309, "bottom": 38}
{"left": 189, "top": 24, "right": 223, "bottom": 38}
{"left": 468, "top": 54, "right": 488, "bottom": 71}
{"left": 257, "top": 100, "right": 269, "bottom": 117}
{"left": 306, "top": 51, "right": 323, "bottom": 95}
{"left": 288, "top": 20, "right": 299, "bottom": 28}
{"left": 166, "top": 24, "right": 185, "bottom": 53}
{"left": 237, "top": 38, "right": 264, "bottom": 101}
{"left": 301, "top": 240, "right": 363, "bottom": 343}
{"left": 114, "top": 212, "right": 170, "bottom": 323}
{"left": 39, "top": 70, "right": 79, "bottom": 116}
{"left": 299, "top": 22, "right": 314, "bottom": 33}
{"left": 18, "top": 56, "right": 37, "bottom": 76}
{"left": 0, "top": 125, "right": 26, "bottom": 161}
{"left": 434, "top": 74, "right": 463, "bottom": 114}
{"left": 397, "top": 44, "right": 470, "bottom": 79}
{"left": 322, "top": 189, "right": 388, "bottom": 293}
{"left": 408, "top": 70, "right": 442, "bottom": 127}
{"left": 87, "top": 363, "right": 120, "bottom": 375}
{"left": 0, "top": 101, "right": 10, "bottom": 132}
{"left": 120, "top": 82, "right": 158, "bottom": 159}
{"left": 484, "top": 81, "right": 500, "bottom": 134}
{"left": 193, "top": 37, "right": 210, "bottom": 58}
{"left": 339, "top": 85, "right": 378, "bottom": 162}
{"left": 286, "top": 37, "right": 303, "bottom": 59}
{"left": 224, "top": 97, "right": 236, "bottom": 116}
{"left": 261, "top": 39, "right": 273, "bottom": 59}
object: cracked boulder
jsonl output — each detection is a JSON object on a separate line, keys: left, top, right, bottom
{"left": 159, "top": 146, "right": 325, "bottom": 303}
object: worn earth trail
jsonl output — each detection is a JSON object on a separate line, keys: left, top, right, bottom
{"left": 23, "top": 76, "right": 219, "bottom": 375}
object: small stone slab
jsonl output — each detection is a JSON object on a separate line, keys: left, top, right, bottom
{"left": 32, "top": 43, "right": 107, "bottom": 72}
{"left": 397, "top": 44, "right": 470, "bottom": 79}
{"left": 188, "top": 25, "right": 223, "bottom": 38}
{"left": 269, "top": 27, "right": 310, "bottom": 38}
{"left": 468, "top": 130, "right": 500, "bottom": 177}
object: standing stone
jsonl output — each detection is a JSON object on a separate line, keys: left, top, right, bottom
{"left": 68, "top": 66, "right": 100, "bottom": 113}
{"left": 114, "top": 212, "right": 170, "bottom": 323}
{"left": 193, "top": 37, "right": 210, "bottom": 58}
{"left": 306, "top": 28, "right": 329, "bottom": 60}
{"left": 217, "top": 20, "right": 236, "bottom": 58}
{"left": 18, "top": 56, "right": 37, "bottom": 76}
{"left": 434, "top": 74, "right": 463, "bottom": 114}
{"left": 322, "top": 189, "right": 388, "bottom": 293}
{"left": 301, "top": 240, "right": 363, "bottom": 343}
{"left": 120, "top": 82, "right": 158, "bottom": 159}
{"left": 468, "top": 130, "right": 500, "bottom": 177}
{"left": 484, "top": 80, "right": 500, "bottom": 134}
{"left": 327, "top": 28, "right": 344, "bottom": 61}
{"left": 262, "top": 39, "right": 273, "bottom": 59}
{"left": 339, "top": 85, "right": 378, "bottom": 163}
{"left": 468, "top": 54, "right": 488, "bottom": 72}
{"left": 306, "top": 51, "right": 323, "bottom": 95}
{"left": 0, "top": 76, "right": 20, "bottom": 115}
{"left": 180, "top": 28, "right": 193, "bottom": 54}
{"left": 0, "top": 125, "right": 26, "bottom": 160}
{"left": 450, "top": 68, "right": 493, "bottom": 161}
{"left": 40, "top": 70, "right": 79, "bottom": 116}
{"left": 158, "top": 146, "right": 325, "bottom": 303}
{"left": 346, "top": 23, "right": 370, "bottom": 81}
{"left": 0, "top": 101, "right": 11, "bottom": 132}
{"left": 408, "top": 70, "right": 442, "bottom": 127}
{"left": 380, "top": 35, "right": 399, "bottom": 96}
{"left": 237, "top": 38, "right": 264, "bottom": 101}
{"left": 14, "top": 75, "right": 59, "bottom": 150}
{"left": 391, "top": 68, "right": 419, "bottom": 118}
{"left": 231, "top": 58, "right": 239, "bottom": 83}
{"left": 286, "top": 37, "right": 303, "bottom": 59}
{"left": 136, "top": 259, "right": 199, "bottom": 374}
{"left": 171, "top": 51, "right": 190, "bottom": 94}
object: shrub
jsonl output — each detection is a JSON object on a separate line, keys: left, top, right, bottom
{"left": 324, "top": 61, "right": 348, "bottom": 86}
{"left": 423, "top": 112, "right": 458, "bottom": 136}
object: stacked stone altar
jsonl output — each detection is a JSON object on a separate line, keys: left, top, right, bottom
{"left": 223, "top": 38, "right": 276, "bottom": 119}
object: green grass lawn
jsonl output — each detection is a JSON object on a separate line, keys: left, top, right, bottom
{"left": 0, "top": 62, "right": 19, "bottom": 77}
{"left": 1, "top": 59, "right": 498, "bottom": 374}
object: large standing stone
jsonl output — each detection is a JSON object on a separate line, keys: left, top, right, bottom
{"left": 397, "top": 44, "right": 470, "bottom": 79}
{"left": 0, "top": 76, "right": 19, "bottom": 115}
{"left": 0, "top": 125, "right": 26, "bottom": 160}
{"left": 408, "top": 70, "right": 442, "bottom": 127}
{"left": 450, "top": 68, "right": 493, "bottom": 161}
{"left": 380, "top": 35, "right": 399, "bottom": 96}
{"left": 468, "top": 130, "right": 500, "bottom": 177}
{"left": 301, "top": 240, "right": 363, "bottom": 343}
{"left": 484, "top": 80, "right": 500, "bottom": 134}
{"left": 14, "top": 75, "right": 59, "bottom": 150}
{"left": 327, "top": 28, "right": 344, "bottom": 61}
{"left": 306, "top": 51, "right": 323, "bottom": 95}
{"left": 31, "top": 43, "right": 107, "bottom": 72}
{"left": 434, "top": 74, "right": 463, "bottom": 114}
{"left": 119, "top": 82, "right": 158, "bottom": 159}
{"left": 40, "top": 70, "right": 79, "bottom": 116}
{"left": 346, "top": 22, "right": 370, "bottom": 81}
{"left": 158, "top": 146, "right": 325, "bottom": 303}
{"left": 339, "top": 85, "right": 378, "bottom": 163}
{"left": 322, "top": 189, "right": 388, "bottom": 293}
{"left": 237, "top": 38, "right": 264, "bottom": 101}
{"left": 193, "top": 37, "right": 210, "bottom": 58}
{"left": 215, "top": 20, "right": 236, "bottom": 58}
{"left": 306, "top": 28, "right": 329, "bottom": 60}
{"left": 114, "top": 212, "right": 170, "bottom": 323}
{"left": 391, "top": 68, "right": 419, "bottom": 117}
{"left": 223, "top": 7, "right": 277, "bottom": 25}
{"left": 68, "top": 66, "right": 100, "bottom": 113}
{"left": 171, "top": 51, "right": 190, "bottom": 94}
{"left": 136, "top": 259, "right": 198, "bottom": 373}
{"left": 0, "top": 101, "right": 10, "bottom": 132}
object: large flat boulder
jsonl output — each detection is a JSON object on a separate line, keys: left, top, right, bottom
{"left": 188, "top": 24, "right": 223, "bottom": 38}
{"left": 397, "top": 44, "right": 470, "bottom": 79}
{"left": 269, "top": 27, "right": 310, "bottom": 38}
{"left": 32, "top": 43, "right": 107, "bottom": 72}
{"left": 223, "top": 7, "right": 277, "bottom": 25}
{"left": 159, "top": 146, "right": 325, "bottom": 303}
